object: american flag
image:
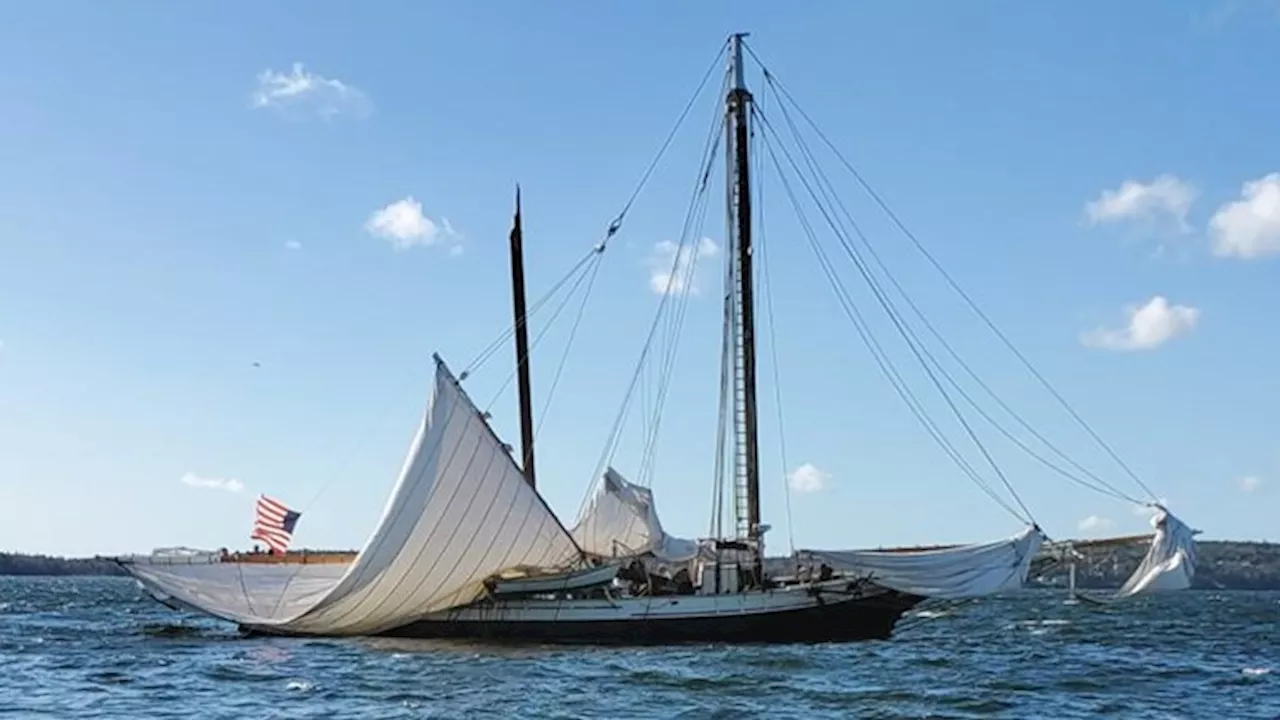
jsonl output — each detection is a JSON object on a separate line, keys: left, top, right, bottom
{"left": 250, "top": 494, "right": 301, "bottom": 554}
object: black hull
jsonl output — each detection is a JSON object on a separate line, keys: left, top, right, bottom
{"left": 372, "top": 591, "right": 925, "bottom": 645}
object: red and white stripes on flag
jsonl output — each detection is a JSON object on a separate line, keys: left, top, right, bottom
{"left": 250, "top": 494, "right": 302, "bottom": 554}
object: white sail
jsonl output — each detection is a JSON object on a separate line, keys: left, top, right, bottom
{"left": 800, "top": 525, "right": 1046, "bottom": 599}
{"left": 1116, "top": 508, "right": 1196, "bottom": 596}
{"left": 121, "top": 357, "right": 583, "bottom": 635}
{"left": 571, "top": 467, "right": 703, "bottom": 563}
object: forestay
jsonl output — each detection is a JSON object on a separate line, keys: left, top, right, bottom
{"left": 571, "top": 467, "right": 703, "bottom": 563}
{"left": 120, "top": 357, "right": 583, "bottom": 636}
{"left": 801, "top": 525, "right": 1046, "bottom": 599}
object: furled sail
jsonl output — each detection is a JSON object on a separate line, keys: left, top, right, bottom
{"left": 800, "top": 525, "right": 1046, "bottom": 599}
{"left": 571, "top": 467, "right": 703, "bottom": 563}
{"left": 119, "top": 356, "right": 583, "bottom": 635}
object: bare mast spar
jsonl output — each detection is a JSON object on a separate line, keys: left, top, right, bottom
{"left": 725, "top": 33, "right": 763, "bottom": 575}
{"left": 509, "top": 187, "right": 537, "bottom": 488}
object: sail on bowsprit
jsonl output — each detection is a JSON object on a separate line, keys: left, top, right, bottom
{"left": 120, "top": 358, "right": 584, "bottom": 635}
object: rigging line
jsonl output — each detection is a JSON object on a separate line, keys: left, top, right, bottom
{"left": 638, "top": 199, "right": 716, "bottom": 485}
{"left": 770, "top": 105, "right": 1140, "bottom": 506}
{"left": 473, "top": 39, "right": 729, "bottom": 420}
{"left": 752, "top": 63, "right": 1159, "bottom": 505}
{"left": 761, "top": 128, "right": 1017, "bottom": 521}
{"left": 755, "top": 107, "right": 1037, "bottom": 525}
{"left": 484, "top": 251, "right": 603, "bottom": 412}
{"left": 464, "top": 247, "right": 599, "bottom": 375}
{"left": 755, "top": 94, "right": 796, "bottom": 554}
{"left": 759, "top": 126, "right": 1025, "bottom": 522}
{"left": 765, "top": 102, "right": 1134, "bottom": 506}
{"left": 759, "top": 118, "right": 1023, "bottom": 521}
{"left": 638, "top": 149, "right": 718, "bottom": 485}
{"left": 636, "top": 133, "right": 722, "bottom": 485}
{"left": 756, "top": 110, "right": 997, "bottom": 501}
{"left": 765, "top": 83, "right": 1136, "bottom": 503}
{"left": 296, "top": 269, "right": 602, "bottom": 516}
{"left": 633, "top": 65, "right": 731, "bottom": 484}
{"left": 580, "top": 74, "right": 730, "bottom": 512}
{"left": 710, "top": 200, "right": 738, "bottom": 539}
{"left": 606, "top": 38, "right": 731, "bottom": 239}
{"left": 534, "top": 252, "right": 605, "bottom": 444}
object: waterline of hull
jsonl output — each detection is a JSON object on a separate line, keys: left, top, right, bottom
{"left": 241, "top": 584, "right": 925, "bottom": 645}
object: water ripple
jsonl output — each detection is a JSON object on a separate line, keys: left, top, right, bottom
{"left": 0, "top": 577, "right": 1277, "bottom": 718}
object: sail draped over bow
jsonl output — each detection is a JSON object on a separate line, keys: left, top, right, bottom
{"left": 121, "top": 358, "right": 583, "bottom": 636}
{"left": 571, "top": 467, "right": 703, "bottom": 563}
{"left": 801, "top": 525, "right": 1046, "bottom": 599}
{"left": 1116, "top": 508, "right": 1196, "bottom": 597}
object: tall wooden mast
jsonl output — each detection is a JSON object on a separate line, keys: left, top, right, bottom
{"left": 509, "top": 186, "right": 537, "bottom": 488}
{"left": 726, "top": 34, "right": 761, "bottom": 555}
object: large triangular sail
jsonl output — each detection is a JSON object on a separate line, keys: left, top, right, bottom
{"left": 119, "top": 357, "right": 583, "bottom": 635}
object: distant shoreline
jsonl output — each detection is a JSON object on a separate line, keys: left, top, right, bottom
{"left": 3, "top": 541, "right": 1279, "bottom": 590}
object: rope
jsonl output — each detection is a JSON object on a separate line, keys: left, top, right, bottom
{"left": 757, "top": 112, "right": 1028, "bottom": 523}
{"left": 756, "top": 104, "right": 1036, "bottom": 525}
{"left": 605, "top": 38, "right": 731, "bottom": 237}
{"left": 755, "top": 88, "right": 796, "bottom": 554}
{"left": 579, "top": 72, "right": 730, "bottom": 519}
{"left": 464, "top": 248, "right": 601, "bottom": 376}
{"left": 749, "top": 49, "right": 1160, "bottom": 505}
{"left": 534, "top": 253, "right": 605, "bottom": 443}
{"left": 761, "top": 83, "right": 1138, "bottom": 505}
{"left": 464, "top": 38, "right": 731, "bottom": 381}
{"left": 483, "top": 252, "right": 601, "bottom": 412}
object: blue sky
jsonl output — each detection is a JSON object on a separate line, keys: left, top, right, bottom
{"left": 2, "top": 1, "right": 1278, "bottom": 557}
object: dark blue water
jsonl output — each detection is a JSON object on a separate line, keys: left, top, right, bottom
{"left": 0, "top": 577, "right": 1275, "bottom": 719}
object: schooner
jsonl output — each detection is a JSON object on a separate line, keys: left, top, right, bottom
{"left": 116, "top": 34, "right": 1197, "bottom": 643}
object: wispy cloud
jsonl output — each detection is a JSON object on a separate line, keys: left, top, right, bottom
{"left": 1078, "top": 514, "right": 1114, "bottom": 532}
{"left": 1083, "top": 175, "right": 1198, "bottom": 233}
{"left": 251, "top": 62, "right": 371, "bottom": 120}
{"left": 284, "top": 240, "right": 302, "bottom": 251}
{"left": 787, "top": 463, "right": 830, "bottom": 493}
{"left": 1209, "top": 172, "right": 1280, "bottom": 259}
{"left": 364, "top": 197, "right": 461, "bottom": 252}
{"left": 1081, "top": 295, "right": 1200, "bottom": 352}
{"left": 647, "top": 237, "right": 719, "bottom": 295}
{"left": 1238, "top": 475, "right": 1263, "bottom": 493}
{"left": 180, "top": 472, "right": 245, "bottom": 494}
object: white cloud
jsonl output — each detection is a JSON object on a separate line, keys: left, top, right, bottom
{"left": 1078, "top": 514, "right": 1114, "bottom": 532}
{"left": 1238, "top": 475, "right": 1263, "bottom": 493}
{"left": 1083, "top": 175, "right": 1197, "bottom": 232}
{"left": 251, "top": 62, "right": 371, "bottom": 119}
{"left": 787, "top": 463, "right": 830, "bottom": 493}
{"left": 1209, "top": 173, "right": 1280, "bottom": 259}
{"left": 364, "top": 197, "right": 461, "bottom": 251}
{"left": 284, "top": 240, "right": 302, "bottom": 251}
{"left": 1081, "top": 295, "right": 1200, "bottom": 352}
{"left": 648, "top": 237, "right": 719, "bottom": 295}
{"left": 180, "top": 472, "right": 245, "bottom": 494}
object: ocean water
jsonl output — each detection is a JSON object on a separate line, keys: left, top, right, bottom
{"left": 0, "top": 577, "right": 1275, "bottom": 719}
